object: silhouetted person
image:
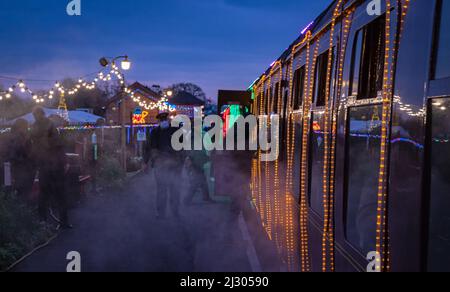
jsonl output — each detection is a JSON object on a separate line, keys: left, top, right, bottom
{"left": 9, "top": 119, "right": 35, "bottom": 199}
{"left": 184, "top": 148, "right": 212, "bottom": 205}
{"left": 31, "top": 107, "right": 71, "bottom": 228}
{"left": 144, "top": 112, "right": 183, "bottom": 219}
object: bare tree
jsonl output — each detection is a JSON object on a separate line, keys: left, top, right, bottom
{"left": 166, "top": 83, "right": 207, "bottom": 102}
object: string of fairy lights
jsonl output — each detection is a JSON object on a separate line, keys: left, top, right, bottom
{"left": 328, "top": 5, "right": 355, "bottom": 273}
{"left": 265, "top": 74, "right": 273, "bottom": 240}
{"left": 374, "top": 0, "right": 412, "bottom": 273}
{"left": 0, "top": 62, "right": 175, "bottom": 113}
{"left": 375, "top": 0, "right": 396, "bottom": 273}
{"left": 273, "top": 66, "right": 283, "bottom": 253}
{"left": 284, "top": 32, "right": 310, "bottom": 271}
{"left": 0, "top": 64, "right": 125, "bottom": 104}
{"left": 320, "top": 0, "right": 341, "bottom": 273}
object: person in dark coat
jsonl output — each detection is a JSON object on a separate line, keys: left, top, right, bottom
{"left": 31, "top": 107, "right": 71, "bottom": 228}
{"left": 9, "top": 119, "right": 35, "bottom": 199}
{"left": 144, "top": 112, "right": 184, "bottom": 219}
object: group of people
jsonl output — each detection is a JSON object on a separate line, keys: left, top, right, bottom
{"left": 7, "top": 107, "right": 71, "bottom": 229}
{"left": 143, "top": 112, "right": 212, "bottom": 220}
{"left": 143, "top": 111, "right": 252, "bottom": 221}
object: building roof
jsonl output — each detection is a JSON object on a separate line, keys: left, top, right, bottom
{"left": 128, "top": 82, "right": 161, "bottom": 99}
{"left": 7, "top": 108, "right": 104, "bottom": 126}
{"left": 106, "top": 82, "right": 161, "bottom": 106}
{"left": 169, "top": 91, "right": 205, "bottom": 106}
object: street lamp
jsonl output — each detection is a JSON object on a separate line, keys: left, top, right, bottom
{"left": 99, "top": 55, "right": 132, "bottom": 71}
{"left": 99, "top": 55, "right": 132, "bottom": 171}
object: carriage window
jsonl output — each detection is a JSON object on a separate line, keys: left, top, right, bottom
{"left": 293, "top": 66, "right": 306, "bottom": 110}
{"left": 308, "top": 112, "right": 326, "bottom": 214}
{"left": 434, "top": 0, "right": 450, "bottom": 79}
{"left": 349, "top": 31, "right": 363, "bottom": 96}
{"left": 264, "top": 90, "right": 269, "bottom": 114}
{"left": 293, "top": 116, "right": 303, "bottom": 201}
{"left": 273, "top": 83, "right": 280, "bottom": 113}
{"left": 353, "top": 16, "right": 386, "bottom": 99}
{"left": 427, "top": 98, "right": 450, "bottom": 272}
{"left": 345, "top": 105, "right": 381, "bottom": 256}
{"left": 313, "top": 50, "right": 331, "bottom": 107}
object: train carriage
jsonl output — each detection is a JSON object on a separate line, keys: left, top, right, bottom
{"left": 249, "top": 0, "right": 450, "bottom": 272}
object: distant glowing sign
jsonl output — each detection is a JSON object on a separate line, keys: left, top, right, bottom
{"left": 132, "top": 108, "right": 149, "bottom": 124}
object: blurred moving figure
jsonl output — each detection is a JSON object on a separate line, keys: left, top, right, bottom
{"left": 31, "top": 107, "right": 71, "bottom": 228}
{"left": 9, "top": 119, "right": 35, "bottom": 199}
{"left": 184, "top": 147, "right": 212, "bottom": 205}
{"left": 144, "top": 112, "right": 184, "bottom": 219}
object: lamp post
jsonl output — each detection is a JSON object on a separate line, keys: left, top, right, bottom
{"left": 99, "top": 55, "right": 132, "bottom": 171}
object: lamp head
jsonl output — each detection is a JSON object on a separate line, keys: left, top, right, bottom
{"left": 99, "top": 57, "right": 109, "bottom": 67}
{"left": 121, "top": 57, "right": 131, "bottom": 71}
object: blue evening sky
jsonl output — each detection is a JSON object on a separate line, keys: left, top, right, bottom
{"left": 0, "top": 0, "right": 330, "bottom": 100}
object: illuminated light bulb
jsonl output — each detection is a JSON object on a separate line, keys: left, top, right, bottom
{"left": 6, "top": 93, "right": 11, "bottom": 98}
{"left": 0, "top": 96, "right": 2, "bottom": 100}
{"left": 55, "top": 82, "right": 61, "bottom": 88}
{"left": 21, "top": 88, "right": 26, "bottom": 93}
{"left": 121, "top": 57, "right": 131, "bottom": 71}
{"left": 78, "top": 79, "right": 83, "bottom": 83}
{"left": 18, "top": 81, "right": 25, "bottom": 88}
{"left": 32, "top": 95, "right": 38, "bottom": 100}
{"left": 49, "top": 95, "right": 53, "bottom": 99}
{"left": 8, "top": 87, "right": 14, "bottom": 92}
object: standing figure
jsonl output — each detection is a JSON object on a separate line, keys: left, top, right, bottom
{"left": 9, "top": 119, "right": 35, "bottom": 199}
{"left": 31, "top": 107, "right": 71, "bottom": 228}
{"left": 184, "top": 146, "right": 212, "bottom": 205}
{"left": 144, "top": 112, "right": 184, "bottom": 219}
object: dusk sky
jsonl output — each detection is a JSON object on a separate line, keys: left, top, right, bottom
{"left": 0, "top": 0, "right": 330, "bottom": 100}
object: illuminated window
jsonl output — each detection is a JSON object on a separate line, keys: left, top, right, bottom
{"left": 350, "top": 16, "right": 386, "bottom": 99}
{"left": 427, "top": 98, "right": 450, "bottom": 272}
{"left": 434, "top": 0, "right": 450, "bottom": 79}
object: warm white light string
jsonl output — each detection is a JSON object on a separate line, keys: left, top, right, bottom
{"left": 0, "top": 63, "right": 175, "bottom": 112}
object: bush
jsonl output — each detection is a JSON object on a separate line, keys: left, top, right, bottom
{"left": 0, "top": 192, "right": 54, "bottom": 271}
{"left": 97, "top": 155, "right": 126, "bottom": 190}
